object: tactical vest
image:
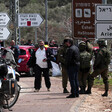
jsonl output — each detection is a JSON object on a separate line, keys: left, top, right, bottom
{"left": 80, "top": 51, "right": 91, "bottom": 69}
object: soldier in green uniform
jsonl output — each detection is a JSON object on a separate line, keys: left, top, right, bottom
{"left": 82, "top": 36, "right": 93, "bottom": 55}
{"left": 57, "top": 39, "right": 69, "bottom": 93}
{"left": 78, "top": 41, "right": 92, "bottom": 94}
{"left": 86, "top": 39, "right": 111, "bottom": 97}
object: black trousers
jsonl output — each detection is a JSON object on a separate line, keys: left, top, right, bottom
{"left": 34, "top": 64, "right": 51, "bottom": 90}
{"left": 67, "top": 66, "right": 79, "bottom": 96}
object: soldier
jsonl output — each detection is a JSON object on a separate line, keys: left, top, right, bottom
{"left": 57, "top": 38, "right": 69, "bottom": 93}
{"left": 82, "top": 36, "right": 93, "bottom": 55}
{"left": 85, "top": 39, "right": 111, "bottom": 97}
{"left": 78, "top": 41, "right": 92, "bottom": 94}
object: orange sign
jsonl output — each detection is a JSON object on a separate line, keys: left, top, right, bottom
{"left": 73, "top": 0, "right": 102, "bottom": 39}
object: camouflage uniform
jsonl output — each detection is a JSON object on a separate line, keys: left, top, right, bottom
{"left": 57, "top": 44, "right": 69, "bottom": 93}
{"left": 78, "top": 41, "right": 92, "bottom": 94}
{"left": 86, "top": 41, "right": 93, "bottom": 55}
{"left": 86, "top": 39, "right": 111, "bottom": 97}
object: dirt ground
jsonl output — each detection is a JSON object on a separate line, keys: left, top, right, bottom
{"left": 78, "top": 88, "right": 112, "bottom": 112}
{"left": 9, "top": 77, "right": 112, "bottom": 112}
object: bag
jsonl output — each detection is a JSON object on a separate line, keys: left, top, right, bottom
{"left": 80, "top": 51, "right": 91, "bottom": 69}
{"left": 51, "top": 61, "right": 62, "bottom": 77}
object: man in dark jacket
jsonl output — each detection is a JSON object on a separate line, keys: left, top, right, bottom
{"left": 65, "top": 38, "right": 80, "bottom": 98}
{"left": 27, "top": 40, "right": 55, "bottom": 92}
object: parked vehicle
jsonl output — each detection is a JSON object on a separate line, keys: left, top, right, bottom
{"left": 0, "top": 59, "right": 20, "bottom": 112}
{"left": 17, "top": 45, "right": 35, "bottom": 76}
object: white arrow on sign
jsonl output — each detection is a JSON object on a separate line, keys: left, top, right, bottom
{"left": 18, "top": 13, "right": 43, "bottom": 27}
{"left": 0, "top": 27, "right": 10, "bottom": 40}
{"left": 0, "top": 13, "right": 10, "bottom": 26}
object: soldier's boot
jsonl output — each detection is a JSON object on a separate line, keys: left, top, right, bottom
{"left": 85, "top": 86, "right": 91, "bottom": 94}
{"left": 63, "top": 88, "right": 69, "bottom": 93}
{"left": 79, "top": 87, "right": 85, "bottom": 94}
{"left": 102, "top": 90, "right": 108, "bottom": 97}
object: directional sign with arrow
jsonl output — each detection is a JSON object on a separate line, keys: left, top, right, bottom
{"left": 0, "top": 27, "right": 10, "bottom": 40}
{"left": 18, "top": 13, "right": 43, "bottom": 27}
{"left": 0, "top": 13, "right": 10, "bottom": 26}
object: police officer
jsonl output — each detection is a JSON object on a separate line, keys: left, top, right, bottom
{"left": 78, "top": 41, "right": 92, "bottom": 94}
{"left": 86, "top": 39, "right": 111, "bottom": 97}
{"left": 57, "top": 38, "right": 69, "bottom": 93}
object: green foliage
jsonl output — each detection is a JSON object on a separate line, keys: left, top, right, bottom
{"left": 0, "top": 3, "right": 8, "bottom": 12}
{"left": 94, "top": 75, "right": 112, "bottom": 86}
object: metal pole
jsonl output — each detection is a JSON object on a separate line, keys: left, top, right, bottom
{"left": 35, "top": 28, "right": 37, "bottom": 44}
{"left": 45, "top": 0, "right": 48, "bottom": 42}
{"left": 15, "top": 0, "right": 20, "bottom": 45}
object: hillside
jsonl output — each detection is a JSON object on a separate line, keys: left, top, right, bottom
{"left": 0, "top": 0, "right": 112, "bottom": 45}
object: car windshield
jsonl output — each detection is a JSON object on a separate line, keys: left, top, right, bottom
{"left": 20, "top": 49, "right": 26, "bottom": 55}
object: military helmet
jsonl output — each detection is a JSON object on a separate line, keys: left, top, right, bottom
{"left": 79, "top": 41, "right": 86, "bottom": 51}
{"left": 97, "top": 39, "right": 106, "bottom": 46}
{"left": 79, "top": 41, "right": 86, "bottom": 46}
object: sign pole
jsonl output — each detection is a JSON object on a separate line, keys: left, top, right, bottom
{"left": 35, "top": 28, "right": 37, "bottom": 44}
{"left": 45, "top": 0, "right": 48, "bottom": 42}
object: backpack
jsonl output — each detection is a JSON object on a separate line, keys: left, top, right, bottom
{"left": 80, "top": 51, "right": 91, "bottom": 69}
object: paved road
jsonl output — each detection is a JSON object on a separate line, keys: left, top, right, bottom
{"left": 4, "top": 76, "right": 112, "bottom": 112}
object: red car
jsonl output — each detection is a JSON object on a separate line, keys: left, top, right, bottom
{"left": 17, "top": 45, "right": 35, "bottom": 76}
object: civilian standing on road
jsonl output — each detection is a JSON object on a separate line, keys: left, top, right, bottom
{"left": 85, "top": 39, "right": 111, "bottom": 97}
{"left": 10, "top": 40, "right": 20, "bottom": 63}
{"left": 57, "top": 38, "right": 69, "bottom": 93}
{"left": 27, "top": 40, "right": 55, "bottom": 92}
{"left": 65, "top": 38, "right": 80, "bottom": 98}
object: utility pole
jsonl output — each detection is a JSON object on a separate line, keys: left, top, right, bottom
{"left": 15, "top": 0, "right": 20, "bottom": 45}
{"left": 9, "top": 0, "right": 15, "bottom": 40}
{"left": 45, "top": 0, "right": 48, "bottom": 42}
{"left": 9, "top": 0, "right": 20, "bottom": 44}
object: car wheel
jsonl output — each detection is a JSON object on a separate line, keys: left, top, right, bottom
{"left": 27, "top": 68, "right": 34, "bottom": 76}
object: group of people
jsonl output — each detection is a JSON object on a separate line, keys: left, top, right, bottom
{"left": 1, "top": 37, "right": 110, "bottom": 99}
{"left": 27, "top": 37, "right": 111, "bottom": 99}
{"left": 57, "top": 37, "right": 111, "bottom": 98}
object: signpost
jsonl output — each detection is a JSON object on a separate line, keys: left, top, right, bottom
{"left": 96, "top": 5, "right": 112, "bottom": 21}
{"left": 0, "top": 13, "right": 10, "bottom": 26}
{"left": 73, "top": 0, "right": 102, "bottom": 39}
{"left": 0, "top": 13, "right": 10, "bottom": 40}
{"left": 18, "top": 13, "right": 43, "bottom": 27}
{"left": 0, "top": 27, "right": 10, "bottom": 40}
{"left": 95, "top": 4, "right": 112, "bottom": 39}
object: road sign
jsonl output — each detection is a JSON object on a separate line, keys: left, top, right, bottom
{"left": 95, "top": 23, "right": 112, "bottom": 39}
{"left": 73, "top": 0, "right": 102, "bottom": 39}
{"left": 18, "top": 13, "right": 43, "bottom": 27}
{"left": 96, "top": 5, "right": 112, "bottom": 21}
{"left": 0, "top": 27, "right": 10, "bottom": 40}
{"left": 0, "top": 13, "right": 10, "bottom": 26}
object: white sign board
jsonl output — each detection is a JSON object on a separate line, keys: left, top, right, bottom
{"left": 0, "top": 27, "right": 10, "bottom": 40}
{"left": 96, "top": 5, "right": 112, "bottom": 21}
{"left": 95, "top": 23, "right": 112, "bottom": 39}
{"left": 0, "top": 13, "right": 10, "bottom": 26}
{"left": 18, "top": 13, "right": 43, "bottom": 27}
